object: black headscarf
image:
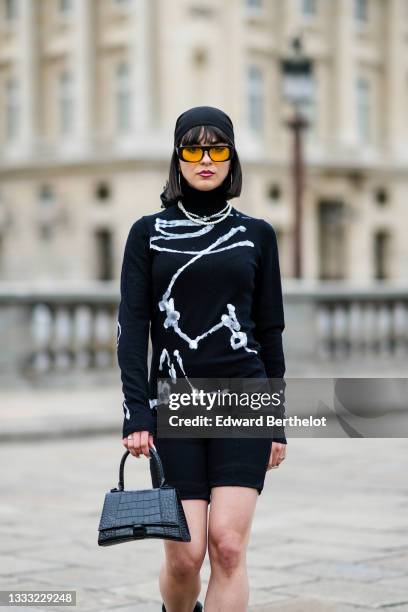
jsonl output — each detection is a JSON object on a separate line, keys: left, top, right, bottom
{"left": 160, "top": 106, "right": 235, "bottom": 208}
{"left": 174, "top": 105, "right": 234, "bottom": 146}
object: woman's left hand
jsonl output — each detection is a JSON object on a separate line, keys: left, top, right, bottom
{"left": 267, "top": 441, "right": 287, "bottom": 470}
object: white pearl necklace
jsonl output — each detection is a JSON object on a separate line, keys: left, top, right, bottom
{"left": 177, "top": 200, "right": 232, "bottom": 225}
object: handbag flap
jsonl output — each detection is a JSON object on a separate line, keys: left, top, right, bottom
{"left": 98, "top": 487, "right": 179, "bottom": 531}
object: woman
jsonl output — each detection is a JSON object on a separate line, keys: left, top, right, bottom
{"left": 117, "top": 106, "right": 287, "bottom": 612}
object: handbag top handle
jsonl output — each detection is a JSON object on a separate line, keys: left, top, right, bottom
{"left": 115, "top": 447, "right": 166, "bottom": 491}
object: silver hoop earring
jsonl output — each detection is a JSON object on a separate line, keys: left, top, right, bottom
{"left": 230, "top": 172, "right": 233, "bottom": 189}
{"left": 178, "top": 171, "right": 181, "bottom": 191}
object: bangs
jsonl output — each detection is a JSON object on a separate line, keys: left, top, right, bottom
{"left": 180, "top": 125, "right": 232, "bottom": 146}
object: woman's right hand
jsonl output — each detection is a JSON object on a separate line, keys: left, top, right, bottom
{"left": 122, "top": 431, "right": 155, "bottom": 459}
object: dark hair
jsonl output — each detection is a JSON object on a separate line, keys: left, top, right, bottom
{"left": 160, "top": 125, "right": 242, "bottom": 209}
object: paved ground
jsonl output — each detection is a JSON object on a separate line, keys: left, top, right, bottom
{"left": 0, "top": 386, "right": 408, "bottom": 611}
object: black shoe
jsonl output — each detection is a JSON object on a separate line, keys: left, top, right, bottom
{"left": 161, "top": 600, "right": 203, "bottom": 611}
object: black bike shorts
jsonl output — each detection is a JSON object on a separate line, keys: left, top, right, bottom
{"left": 149, "top": 434, "right": 273, "bottom": 503}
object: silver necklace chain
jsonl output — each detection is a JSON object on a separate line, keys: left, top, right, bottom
{"left": 182, "top": 203, "right": 229, "bottom": 219}
{"left": 177, "top": 200, "right": 232, "bottom": 225}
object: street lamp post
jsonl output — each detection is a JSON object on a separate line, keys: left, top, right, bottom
{"left": 281, "top": 37, "right": 314, "bottom": 279}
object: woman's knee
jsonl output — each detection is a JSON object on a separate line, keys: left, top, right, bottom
{"left": 165, "top": 546, "right": 205, "bottom": 579}
{"left": 208, "top": 530, "right": 246, "bottom": 574}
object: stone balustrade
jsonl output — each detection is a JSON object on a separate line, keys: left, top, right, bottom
{"left": 0, "top": 280, "right": 407, "bottom": 385}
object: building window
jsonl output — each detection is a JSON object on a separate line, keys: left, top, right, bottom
{"left": 318, "top": 201, "right": 346, "bottom": 280}
{"left": 58, "top": 71, "right": 74, "bottom": 135}
{"left": 189, "top": 6, "right": 214, "bottom": 18}
{"left": 38, "top": 185, "right": 56, "bottom": 240}
{"left": 5, "top": 0, "right": 18, "bottom": 21}
{"left": 268, "top": 183, "right": 281, "bottom": 203}
{"left": 59, "top": 0, "right": 73, "bottom": 14}
{"left": 95, "top": 228, "right": 113, "bottom": 280}
{"left": 193, "top": 47, "right": 208, "bottom": 68}
{"left": 39, "top": 184, "right": 54, "bottom": 201}
{"left": 0, "top": 232, "right": 3, "bottom": 278}
{"left": 247, "top": 65, "right": 264, "bottom": 135}
{"left": 302, "top": 0, "right": 317, "bottom": 16}
{"left": 95, "top": 182, "right": 111, "bottom": 202}
{"left": 5, "top": 78, "right": 20, "bottom": 141}
{"left": 373, "top": 230, "right": 391, "bottom": 280}
{"left": 246, "top": 0, "right": 262, "bottom": 7}
{"left": 115, "top": 62, "right": 132, "bottom": 133}
{"left": 356, "top": 76, "right": 371, "bottom": 143}
{"left": 354, "top": 0, "right": 368, "bottom": 22}
{"left": 374, "top": 187, "right": 388, "bottom": 206}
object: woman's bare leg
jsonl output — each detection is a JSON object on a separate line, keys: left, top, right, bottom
{"left": 159, "top": 499, "right": 208, "bottom": 612}
{"left": 205, "top": 486, "right": 258, "bottom": 612}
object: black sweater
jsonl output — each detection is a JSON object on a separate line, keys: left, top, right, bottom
{"left": 117, "top": 182, "right": 287, "bottom": 443}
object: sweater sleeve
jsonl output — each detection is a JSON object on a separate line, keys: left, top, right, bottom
{"left": 117, "top": 216, "right": 156, "bottom": 438}
{"left": 252, "top": 220, "right": 287, "bottom": 444}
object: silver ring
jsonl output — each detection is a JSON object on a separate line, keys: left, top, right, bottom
{"left": 271, "top": 465, "right": 279, "bottom": 469}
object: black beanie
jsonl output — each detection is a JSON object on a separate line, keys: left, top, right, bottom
{"left": 174, "top": 105, "right": 235, "bottom": 145}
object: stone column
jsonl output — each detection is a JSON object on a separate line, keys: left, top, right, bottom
{"left": 384, "top": 0, "right": 405, "bottom": 156}
{"left": 334, "top": 0, "right": 357, "bottom": 148}
{"left": 132, "top": 0, "right": 155, "bottom": 132}
{"left": 19, "top": 0, "right": 39, "bottom": 154}
{"left": 73, "top": 0, "right": 94, "bottom": 152}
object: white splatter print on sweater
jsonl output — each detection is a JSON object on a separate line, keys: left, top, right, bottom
{"left": 117, "top": 202, "right": 286, "bottom": 441}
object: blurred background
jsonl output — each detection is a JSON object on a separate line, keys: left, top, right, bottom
{"left": 1, "top": 2, "right": 408, "bottom": 611}
{"left": 1, "top": 0, "right": 408, "bottom": 386}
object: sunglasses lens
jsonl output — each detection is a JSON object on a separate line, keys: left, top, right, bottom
{"left": 181, "top": 147, "right": 203, "bottom": 162}
{"left": 209, "top": 146, "right": 230, "bottom": 161}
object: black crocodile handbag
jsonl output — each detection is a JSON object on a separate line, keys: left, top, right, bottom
{"left": 97, "top": 447, "right": 191, "bottom": 546}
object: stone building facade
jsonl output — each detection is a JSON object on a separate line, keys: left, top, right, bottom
{"left": 0, "top": 0, "right": 407, "bottom": 281}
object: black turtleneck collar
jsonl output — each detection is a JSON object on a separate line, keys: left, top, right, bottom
{"left": 179, "top": 173, "right": 230, "bottom": 216}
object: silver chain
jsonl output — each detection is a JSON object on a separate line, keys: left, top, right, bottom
{"left": 177, "top": 200, "right": 232, "bottom": 225}
{"left": 181, "top": 202, "right": 230, "bottom": 219}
